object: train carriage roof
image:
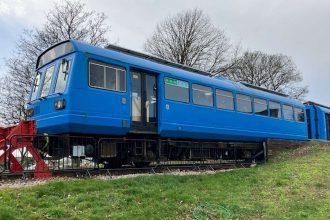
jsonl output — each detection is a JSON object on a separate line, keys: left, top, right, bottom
{"left": 44, "top": 40, "right": 304, "bottom": 107}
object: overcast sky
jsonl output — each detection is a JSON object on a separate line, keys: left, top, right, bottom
{"left": 1, "top": 0, "right": 329, "bottom": 105}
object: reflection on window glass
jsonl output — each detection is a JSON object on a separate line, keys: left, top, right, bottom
{"left": 31, "top": 72, "right": 41, "bottom": 101}
{"left": 283, "top": 105, "right": 293, "bottom": 120}
{"left": 106, "top": 67, "right": 116, "bottom": 90}
{"left": 55, "top": 60, "right": 71, "bottom": 93}
{"left": 269, "top": 101, "right": 281, "bottom": 118}
{"left": 216, "top": 89, "right": 234, "bottom": 110}
{"left": 90, "top": 63, "right": 104, "bottom": 88}
{"left": 294, "top": 108, "right": 305, "bottom": 122}
{"left": 118, "top": 70, "right": 126, "bottom": 91}
{"left": 192, "top": 84, "right": 213, "bottom": 107}
{"left": 40, "top": 66, "right": 55, "bottom": 97}
{"left": 89, "top": 61, "right": 126, "bottom": 92}
{"left": 254, "top": 98, "right": 268, "bottom": 116}
{"left": 236, "top": 94, "right": 252, "bottom": 113}
{"left": 164, "top": 77, "right": 189, "bottom": 103}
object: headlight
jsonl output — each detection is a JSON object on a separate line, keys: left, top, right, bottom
{"left": 26, "top": 108, "right": 34, "bottom": 117}
{"left": 54, "top": 99, "right": 65, "bottom": 110}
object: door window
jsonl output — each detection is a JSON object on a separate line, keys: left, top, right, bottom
{"left": 131, "top": 72, "right": 142, "bottom": 122}
{"left": 145, "top": 75, "right": 157, "bottom": 123}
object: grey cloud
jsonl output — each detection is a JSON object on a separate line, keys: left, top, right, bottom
{"left": 0, "top": 0, "right": 329, "bottom": 105}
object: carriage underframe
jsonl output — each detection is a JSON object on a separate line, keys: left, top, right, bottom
{"left": 0, "top": 121, "right": 267, "bottom": 178}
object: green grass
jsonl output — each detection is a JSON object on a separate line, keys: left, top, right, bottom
{"left": 0, "top": 143, "right": 329, "bottom": 220}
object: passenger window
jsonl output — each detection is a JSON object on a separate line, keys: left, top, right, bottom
{"left": 236, "top": 94, "right": 252, "bottom": 113}
{"left": 269, "top": 101, "right": 281, "bottom": 118}
{"left": 90, "top": 63, "right": 104, "bottom": 88}
{"left": 164, "top": 77, "right": 189, "bottom": 103}
{"left": 40, "top": 66, "right": 55, "bottom": 98}
{"left": 254, "top": 98, "right": 268, "bottom": 116}
{"left": 192, "top": 84, "right": 213, "bottom": 107}
{"left": 216, "top": 89, "right": 234, "bottom": 110}
{"left": 294, "top": 108, "right": 305, "bottom": 122}
{"left": 283, "top": 105, "right": 294, "bottom": 120}
{"left": 89, "top": 61, "right": 126, "bottom": 92}
{"left": 55, "top": 60, "right": 71, "bottom": 93}
{"left": 31, "top": 72, "right": 41, "bottom": 101}
{"left": 106, "top": 67, "right": 116, "bottom": 90}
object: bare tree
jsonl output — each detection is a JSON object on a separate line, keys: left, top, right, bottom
{"left": 222, "top": 51, "right": 308, "bottom": 99}
{"left": 144, "top": 9, "right": 307, "bottom": 99}
{"left": 144, "top": 8, "right": 234, "bottom": 73}
{"left": 0, "top": 0, "right": 110, "bottom": 125}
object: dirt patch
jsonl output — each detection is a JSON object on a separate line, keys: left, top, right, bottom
{"left": 0, "top": 169, "right": 238, "bottom": 189}
{"left": 0, "top": 177, "right": 74, "bottom": 189}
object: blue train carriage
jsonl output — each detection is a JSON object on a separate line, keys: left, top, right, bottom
{"left": 26, "top": 40, "right": 308, "bottom": 165}
{"left": 304, "top": 102, "right": 330, "bottom": 141}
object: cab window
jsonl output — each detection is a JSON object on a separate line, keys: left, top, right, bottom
{"left": 55, "top": 59, "right": 71, "bottom": 93}
{"left": 40, "top": 66, "right": 55, "bottom": 98}
{"left": 30, "top": 72, "right": 41, "bottom": 101}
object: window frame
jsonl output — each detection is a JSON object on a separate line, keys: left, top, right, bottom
{"left": 253, "top": 97, "right": 269, "bottom": 116}
{"left": 236, "top": 93, "right": 252, "bottom": 114}
{"left": 192, "top": 83, "right": 214, "bottom": 107}
{"left": 215, "top": 88, "right": 235, "bottom": 111}
{"left": 164, "top": 76, "right": 190, "bottom": 103}
{"left": 88, "top": 59, "right": 127, "bottom": 93}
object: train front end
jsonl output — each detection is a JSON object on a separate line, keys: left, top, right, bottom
{"left": 26, "top": 41, "right": 75, "bottom": 134}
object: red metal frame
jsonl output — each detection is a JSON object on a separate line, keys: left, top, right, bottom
{"left": 0, "top": 121, "right": 52, "bottom": 178}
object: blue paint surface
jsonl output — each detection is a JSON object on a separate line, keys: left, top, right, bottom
{"left": 305, "top": 103, "right": 330, "bottom": 140}
{"left": 27, "top": 40, "right": 310, "bottom": 142}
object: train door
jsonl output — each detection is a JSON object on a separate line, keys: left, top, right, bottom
{"left": 325, "top": 113, "right": 330, "bottom": 140}
{"left": 130, "top": 70, "right": 157, "bottom": 133}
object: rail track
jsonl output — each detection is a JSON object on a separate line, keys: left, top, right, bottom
{"left": 0, "top": 162, "right": 252, "bottom": 181}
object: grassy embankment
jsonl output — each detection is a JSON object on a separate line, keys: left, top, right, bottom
{"left": 0, "top": 142, "right": 329, "bottom": 219}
